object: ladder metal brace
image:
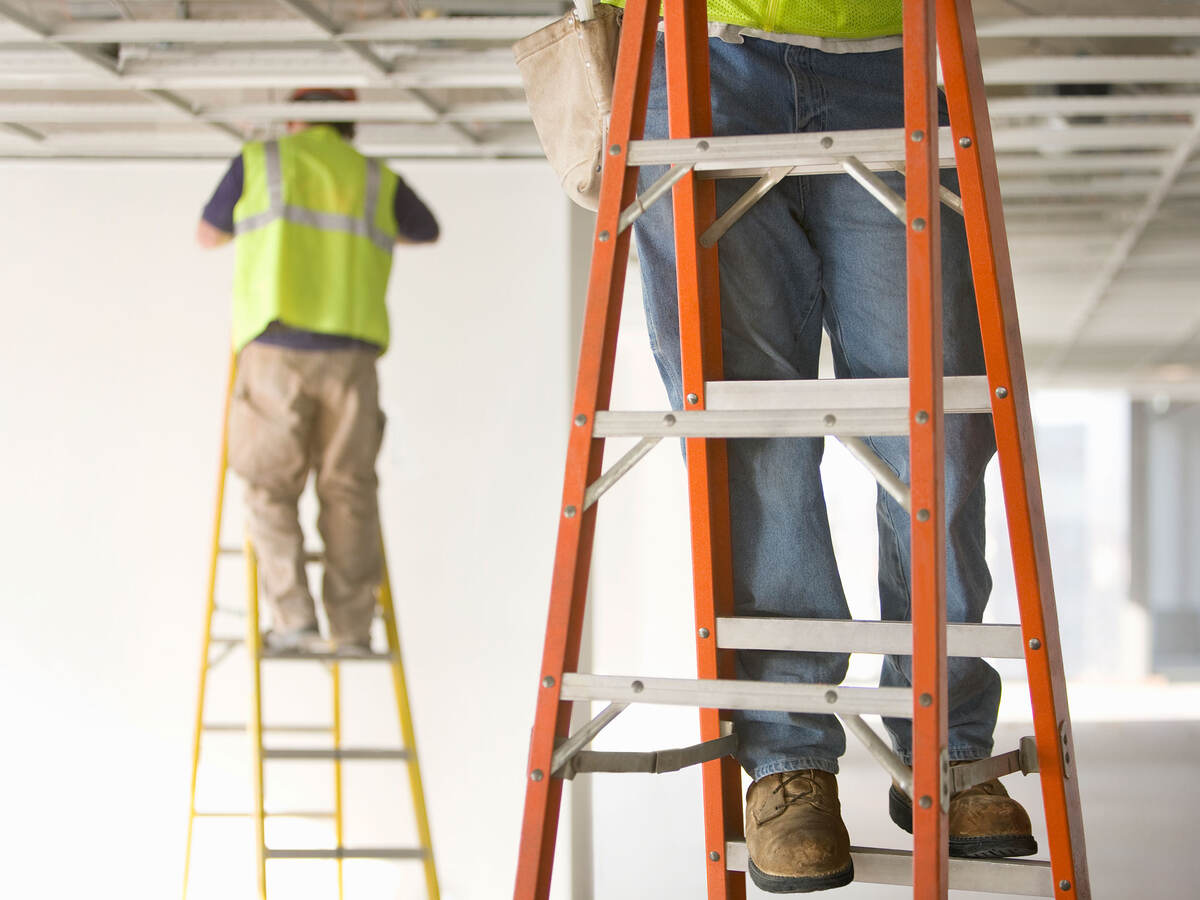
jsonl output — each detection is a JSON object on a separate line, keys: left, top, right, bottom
{"left": 948, "top": 736, "right": 1040, "bottom": 794}
{"left": 557, "top": 734, "right": 739, "bottom": 780}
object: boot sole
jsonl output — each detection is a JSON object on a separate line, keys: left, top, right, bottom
{"left": 888, "top": 785, "right": 1038, "bottom": 859}
{"left": 748, "top": 858, "right": 854, "bottom": 894}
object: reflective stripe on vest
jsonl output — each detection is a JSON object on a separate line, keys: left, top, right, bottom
{"left": 234, "top": 140, "right": 393, "bottom": 253}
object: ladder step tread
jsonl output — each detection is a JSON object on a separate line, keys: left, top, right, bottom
{"left": 265, "top": 846, "right": 428, "bottom": 860}
{"left": 261, "top": 647, "right": 392, "bottom": 661}
{"left": 706, "top": 374, "right": 992, "bottom": 413}
{"left": 218, "top": 545, "right": 324, "bottom": 562}
{"left": 204, "top": 722, "right": 333, "bottom": 733}
{"left": 560, "top": 673, "right": 911, "bottom": 718}
{"left": 725, "top": 842, "right": 1053, "bottom": 896}
{"left": 263, "top": 747, "right": 410, "bottom": 761}
{"left": 716, "top": 617, "right": 1025, "bottom": 659}
{"left": 627, "top": 126, "right": 956, "bottom": 175}
{"left": 194, "top": 810, "right": 334, "bottom": 819}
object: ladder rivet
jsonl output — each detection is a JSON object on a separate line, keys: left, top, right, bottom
{"left": 664, "top": 413, "right": 677, "bottom": 426}
{"left": 598, "top": 230, "right": 610, "bottom": 242}
{"left": 919, "top": 795, "right": 932, "bottom": 809}
{"left": 542, "top": 675, "right": 555, "bottom": 688}
{"left": 631, "top": 680, "right": 644, "bottom": 693}
{"left": 919, "top": 693, "right": 932, "bottom": 707}
{"left": 912, "top": 217, "right": 926, "bottom": 232}
{"left": 825, "top": 690, "right": 837, "bottom": 704}
{"left": 1029, "top": 638, "right": 1042, "bottom": 650}
{"left": 911, "top": 129, "right": 924, "bottom": 142}
{"left": 1059, "top": 880, "right": 1072, "bottom": 892}
{"left": 917, "top": 508, "right": 930, "bottom": 522}
{"left": 709, "top": 850, "right": 721, "bottom": 862}
{"left": 959, "top": 136, "right": 973, "bottom": 148}
{"left": 574, "top": 414, "right": 587, "bottom": 426}
{"left": 821, "top": 136, "right": 834, "bottom": 149}
{"left": 698, "top": 627, "right": 710, "bottom": 639}
{"left": 995, "top": 386, "right": 1009, "bottom": 399}
{"left": 531, "top": 769, "right": 544, "bottom": 782}
{"left": 823, "top": 414, "right": 836, "bottom": 426}
{"left": 915, "top": 410, "right": 929, "bottom": 424}
{"left": 697, "top": 140, "right": 709, "bottom": 151}
{"left": 686, "top": 393, "right": 699, "bottom": 405}
{"left": 564, "top": 505, "right": 577, "bottom": 518}
{"left": 609, "top": 143, "right": 621, "bottom": 156}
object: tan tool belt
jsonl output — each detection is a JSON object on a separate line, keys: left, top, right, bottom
{"left": 514, "top": 5, "right": 622, "bottom": 211}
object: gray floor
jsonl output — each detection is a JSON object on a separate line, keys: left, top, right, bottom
{"left": 777, "top": 720, "right": 1200, "bottom": 899}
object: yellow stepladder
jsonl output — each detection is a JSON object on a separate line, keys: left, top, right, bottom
{"left": 183, "top": 354, "right": 440, "bottom": 900}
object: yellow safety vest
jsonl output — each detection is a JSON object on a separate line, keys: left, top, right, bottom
{"left": 602, "top": 1, "right": 901, "bottom": 39}
{"left": 231, "top": 126, "right": 399, "bottom": 352}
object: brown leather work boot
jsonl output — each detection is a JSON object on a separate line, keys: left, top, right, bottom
{"left": 888, "top": 762, "right": 1038, "bottom": 858}
{"left": 745, "top": 770, "right": 854, "bottom": 893}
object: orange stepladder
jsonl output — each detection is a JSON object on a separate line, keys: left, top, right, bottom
{"left": 514, "top": 1, "right": 1091, "bottom": 898}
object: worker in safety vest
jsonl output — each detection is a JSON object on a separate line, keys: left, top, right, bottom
{"left": 599, "top": 0, "right": 1036, "bottom": 892}
{"left": 197, "top": 87, "right": 438, "bottom": 656}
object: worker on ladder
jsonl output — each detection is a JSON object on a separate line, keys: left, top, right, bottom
{"left": 604, "top": 1, "right": 1038, "bottom": 892}
{"left": 196, "top": 87, "right": 439, "bottom": 655}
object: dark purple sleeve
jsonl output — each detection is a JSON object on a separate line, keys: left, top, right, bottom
{"left": 201, "top": 155, "right": 244, "bottom": 234}
{"left": 392, "top": 175, "right": 439, "bottom": 243}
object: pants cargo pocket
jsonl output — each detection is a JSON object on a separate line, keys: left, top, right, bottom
{"left": 227, "top": 390, "right": 309, "bottom": 493}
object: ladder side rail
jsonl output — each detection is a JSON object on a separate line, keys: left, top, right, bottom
{"left": 660, "top": 3, "right": 744, "bottom": 899}
{"left": 332, "top": 661, "right": 346, "bottom": 900}
{"left": 904, "top": 0, "right": 950, "bottom": 896}
{"left": 512, "top": 3, "right": 661, "bottom": 896}
{"left": 936, "top": 1, "right": 1090, "bottom": 896}
{"left": 183, "top": 352, "right": 237, "bottom": 900}
{"left": 245, "top": 542, "right": 268, "bottom": 900}
{"left": 379, "top": 547, "right": 441, "bottom": 899}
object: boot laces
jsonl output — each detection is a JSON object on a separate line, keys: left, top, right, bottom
{"left": 773, "top": 770, "right": 820, "bottom": 810}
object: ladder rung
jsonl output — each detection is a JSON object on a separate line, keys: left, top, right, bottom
{"left": 194, "top": 810, "right": 334, "bottom": 819}
{"left": 716, "top": 618, "right": 1026, "bottom": 659}
{"left": 218, "top": 545, "right": 325, "bottom": 563}
{"left": 725, "top": 842, "right": 1053, "bottom": 896}
{"left": 262, "top": 747, "right": 410, "bottom": 761}
{"left": 559, "top": 674, "right": 911, "bottom": 718}
{"left": 705, "top": 375, "right": 992, "bottom": 414}
{"left": 203, "top": 723, "right": 333, "bottom": 734}
{"left": 593, "top": 408, "right": 913, "bottom": 439}
{"left": 627, "top": 126, "right": 957, "bottom": 176}
{"left": 262, "top": 647, "right": 391, "bottom": 661}
{"left": 265, "top": 847, "right": 428, "bottom": 861}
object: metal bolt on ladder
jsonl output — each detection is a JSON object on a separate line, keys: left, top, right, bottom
{"left": 514, "top": 1, "right": 1090, "bottom": 898}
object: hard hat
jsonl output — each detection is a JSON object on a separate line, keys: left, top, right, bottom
{"left": 289, "top": 87, "right": 359, "bottom": 103}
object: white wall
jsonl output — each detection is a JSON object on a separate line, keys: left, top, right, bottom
{"left": 0, "top": 159, "right": 581, "bottom": 900}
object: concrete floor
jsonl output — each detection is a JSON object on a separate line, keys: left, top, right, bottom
{"left": 771, "top": 719, "right": 1200, "bottom": 899}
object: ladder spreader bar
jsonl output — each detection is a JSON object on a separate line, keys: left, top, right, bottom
{"left": 559, "top": 674, "right": 912, "bottom": 718}
{"left": 715, "top": 617, "right": 1026, "bottom": 659}
{"left": 724, "top": 843, "right": 1053, "bottom": 896}
{"left": 627, "top": 126, "right": 956, "bottom": 172}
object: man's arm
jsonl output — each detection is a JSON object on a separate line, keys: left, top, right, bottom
{"left": 392, "top": 175, "right": 440, "bottom": 244}
{"left": 196, "top": 219, "right": 233, "bottom": 248}
{"left": 197, "top": 155, "right": 244, "bottom": 249}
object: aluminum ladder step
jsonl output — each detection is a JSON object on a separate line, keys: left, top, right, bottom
{"left": 560, "top": 673, "right": 911, "bottom": 718}
{"left": 207, "top": 637, "right": 391, "bottom": 661}
{"left": 262, "top": 747, "right": 410, "bottom": 761}
{"left": 219, "top": 545, "right": 324, "bottom": 562}
{"left": 265, "top": 846, "right": 428, "bottom": 861}
{"left": 725, "top": 843, "right": 1053, "bottom": 896}
{"left": 716, "top": 617, "right": 1026, "bottom": 659}
{"left": 627, "top": 126, "right": 957, "bottom": 177}
{"left": 593, "top": 375, "right": 993, "bottom": 439}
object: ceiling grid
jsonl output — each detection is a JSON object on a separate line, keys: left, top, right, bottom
{"left": 0, "top": 0, "right": 1198, "bottom": 387}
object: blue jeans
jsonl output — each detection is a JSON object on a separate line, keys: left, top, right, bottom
{"left": 633, "top": 36, "right": 1001, "bottom": 779}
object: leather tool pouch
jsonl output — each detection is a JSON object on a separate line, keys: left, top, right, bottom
{"left": 513, "top": 5, "right": 622, "bottom": 211}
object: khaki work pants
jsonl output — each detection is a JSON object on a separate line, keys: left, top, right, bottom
{"left": 228, "top": 342, "right": 384, "bottom": 644}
